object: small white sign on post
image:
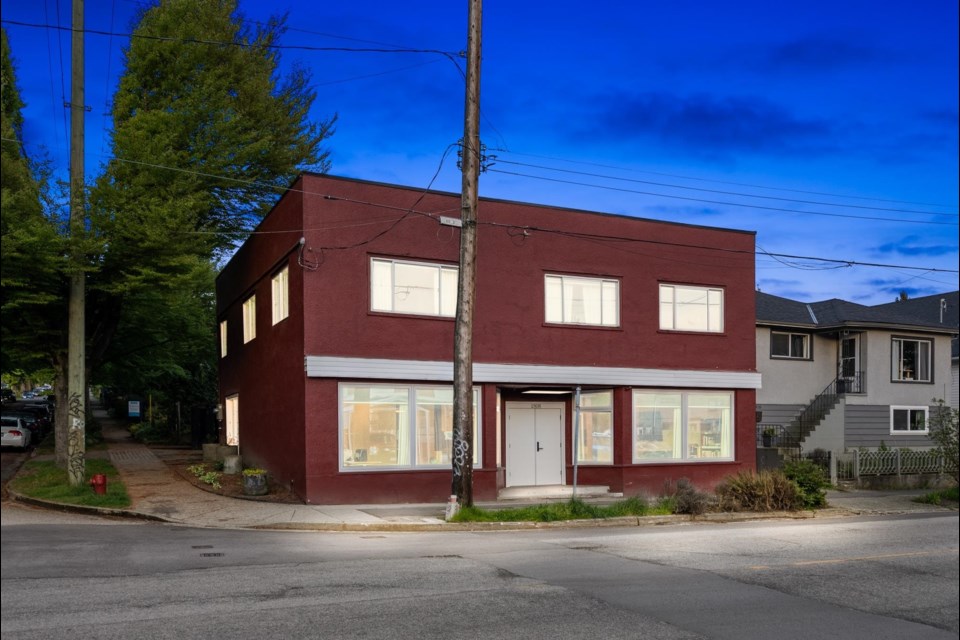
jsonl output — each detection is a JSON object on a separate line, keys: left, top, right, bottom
{"left": 128, "top": 400, "right": 141, "bottom": 418}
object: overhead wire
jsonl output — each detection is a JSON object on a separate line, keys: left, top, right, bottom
{"left": 486, "top": 168, "right": 958, "bottom": 226}
{"left": 493, "top": 149, "right": 957, "bottom": 209}
{"left": 3, "top": 132, "right": 954, "bottom": 277}
{"left": 98, "top": 0, "right": 118, "bottom": 159}
{"left": 491, "top": 159, "right": 956, "bottom": 217}
{"left": 4, "top": 14, "right": 954, "bottom": 280}
{"left": 50, "top": 0, "right": 69, "bottom": 153}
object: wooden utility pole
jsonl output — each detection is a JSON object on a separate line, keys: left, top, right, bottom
{"left": 66, "top": 0, "right": 86, "bottom": 486}
{"left": 451, "top": 0, "right": 482, "bottom": 508}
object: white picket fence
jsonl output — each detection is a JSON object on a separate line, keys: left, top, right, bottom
{"left": 836, "top": 449, "right": 955, "bottom": 480}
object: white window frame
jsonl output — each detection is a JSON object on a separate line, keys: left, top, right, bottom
{"left": 771, "top": 331, "right": 811, "bottom": 359}
{"left": 890, "top": 406, "right": 928, "bottom": 434}
{"left": 891, "top": 337, "right": 932, "bottom": 382}
{"left": 659, "top": 284, "right": 724, "bottom": 333}
{"left": 576, "top": 390, "right": 614, "bottom": 465}
{"left": 370, "top": 257, "right": 458, "bottom": 318}
{"left": 219, "top": 320, "right": 228, "bottom": 358}
{"left": 632, "top": 390, "right": 734, "bottom": 463}
{"left": 339, "top": 383, "right": 481, "bottom": 471}
{"left": 242, "top": 295, "right": 256, "bottom": 343}
{"left": 271, "top": 266, "right": 289, "bottom": 325}
{"left": 544, "top": 274, "right": 620, "bottom": 327}
{"left": 225, "top": 394, "right": 239, "bottom": 446}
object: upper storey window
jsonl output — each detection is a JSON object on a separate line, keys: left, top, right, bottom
{"left": 659, "top": 284, "right": 723, "bottom": 333}
{"left": 544, "top": 274, "right": 619, "bottom": 327}
{"left": 371, "top": 258, "right": 458, "bottom": 318}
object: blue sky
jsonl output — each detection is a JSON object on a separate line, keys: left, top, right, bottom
{"left": 3, "top": 0, "right": 958, "bottom": 305}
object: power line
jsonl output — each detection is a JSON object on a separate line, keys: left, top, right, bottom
{"left": 492, "top": 159, "right": 956, "bottom": 217}
{"left": 1, "top": 19, "right": 463, "bottom": 59}
{"left": 487, "top": 168, "right": 959, "bottom": 226}
{"left": 494, "top": 149, "right": 957, "bottom": 209}
{"left": 7, "top": 135, "right": 953, "bottom": 275}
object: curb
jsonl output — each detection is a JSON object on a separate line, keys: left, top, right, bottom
{"left": 9, "top": 487, "right": 851, "bottom": 531}
{"left": 9, "top": 489, "right": 169, "bottom": 524}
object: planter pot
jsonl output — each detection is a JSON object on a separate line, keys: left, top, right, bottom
{"left": 222, "top": 455, "right": 242, "bottom": 475}
{"left": 762, "top": 434, "right": 773, "bottom": 447}
{"left": 242, "top": 472, "right": 268, "bottom": 496}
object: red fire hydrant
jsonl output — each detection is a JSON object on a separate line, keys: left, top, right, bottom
{"left": 90, "top": 474, "right": 107, "bottom": 495}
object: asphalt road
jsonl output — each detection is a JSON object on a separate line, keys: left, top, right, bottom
{"left": 1, "top": 503, "right": 957, "bottom": 639}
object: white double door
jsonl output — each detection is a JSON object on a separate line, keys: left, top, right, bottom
{"left": 505, "top": 402, "right": 564, "bottom": 487}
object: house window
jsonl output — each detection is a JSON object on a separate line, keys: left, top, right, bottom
{"left": 633, "top": 390, "right": 733, "bottom": 462}
{"left": 340, "top": 384, "right": 480, "bottom": 470}
{"left": 370, "top": 258, "right": 458, "bottom": 318}
{"left": 577, "top": 390, "right": 613, "bottom": 464}
{"left": 891, "top": 337, "right": 931, "bottom": 382}
{"left": 225, "top": 394, "right": 239, "bottom": 446}
{"left": 771, "top": 331, "right": 810, "bottom": 359}
{"left": 271, "top": 266, "right": 289, "bottom": 325}
{"left": 890, "top": 406, "right": 928, "bottom": 434}
{"left": 219, "top": 320, "right": 228, "bottom": 358}
{"left": 545, "top": 274, "right": 619, "bottom": 327}
{"left": 659, "top": 284, "right": 723, "bottom": 333}
{"left": 242, "top": 295, "right": 256, "bottom": 343}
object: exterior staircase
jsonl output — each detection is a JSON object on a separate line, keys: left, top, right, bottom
{"left": 789, "top": 372, "right": 864, "bottom": 443}
{"left": 756, "top": 372, "right": 864, "bottom": 469}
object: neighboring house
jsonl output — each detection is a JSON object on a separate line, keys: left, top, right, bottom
{"left": 216, "top": 174, "right": 761, "bottom": 505}
{"left": 873, "top": 292, "right": 959, "bottom": 410}
{"left": 755, "top": 291, "right": 957, "bottom": 456}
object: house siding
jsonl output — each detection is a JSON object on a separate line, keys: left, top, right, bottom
{"left": 843, "top": 404, "right": 936, "bottom": 450}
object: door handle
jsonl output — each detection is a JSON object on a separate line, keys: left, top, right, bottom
{"left": 536, "top": 441, "right": 543, "bottom": 452}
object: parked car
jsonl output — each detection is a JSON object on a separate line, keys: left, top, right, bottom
{"left": 1, "top": 410, "right": 46, "bottom": 444}
{"left": 1, "top": 416, "right": 32, "bottom": 450}
{"left": 1, "top": 388, "right": 15, "bottom": 404}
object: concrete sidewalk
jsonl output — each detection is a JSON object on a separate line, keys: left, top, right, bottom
{"left": 9, "top": 408, "right": 956, "bottom": 531}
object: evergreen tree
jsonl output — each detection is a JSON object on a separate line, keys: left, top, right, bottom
{"left": 0, "top": 28, "right": 65, "bottom": 376}
{"left": 84, "top": 0, "right": 335, "bottom": 429}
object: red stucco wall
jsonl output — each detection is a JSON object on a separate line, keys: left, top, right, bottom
{"left": 217, "top": 174, "right": 759, "bottom": 504}
{"left": 297, "top": 176, "right": 756, "bottom": 372}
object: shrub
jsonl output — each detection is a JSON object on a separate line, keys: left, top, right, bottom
{"left": 671, "top": 478, "right": 713, "bottom": 515}
{"left": 186, "top": 463, "right": 222, "bottom": 490}
{"left": 715, "top": 470, "right": 802, "bottom": 512}
{"left": 783, "top": 459, "right": 829, "bottom": 508}
{"left": 928, "top": 399, "right": 959, "bottom": 483}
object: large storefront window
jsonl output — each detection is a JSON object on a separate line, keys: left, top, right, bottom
{"left": 341, "top": 384, "right": 480, "bottom": 470}
{"left": 633, "top": 390, "right": 733, "bottom": 462}
{"left": 577, "top": 390, "right": 613, "bottom": 464}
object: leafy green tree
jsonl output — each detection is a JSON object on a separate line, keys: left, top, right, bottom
{"left": 0, "top": 28, "right": 65, "bottom": 377}
{"left": 78, "top": 0, "right": 335, "bottom": 444}
{"left": 6, "top": 0, "right": 336, "bottom": 462}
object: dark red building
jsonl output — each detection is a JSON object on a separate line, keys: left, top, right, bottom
{"left": 216, "top": 174, "right": 760, "bottom": 504}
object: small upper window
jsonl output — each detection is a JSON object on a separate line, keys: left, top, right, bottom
{"left": 771, "top": 331, "right": 810, "bottom": 359}
{"left": 891, "top": 337, "right": 931, "bottom": 382}
{"left": 370, "top": 257, "right": 458, "bottom": 318}
{"left": 271, "top": 266, "right": 289, "bottom": 325}
{"left": 219, "top": 320, "right": 228, "bottom": 358}
{"left": 242, "top": 295, "right": 256, "bottom": 343}
{"left": 545, "top": 274, "right": 619, "bottom": 327}
{"left": 659, "top": 284, "right": 723, "bottom": 333}
{"left": 890, "top": 406, "right": 928, "bottom": 433}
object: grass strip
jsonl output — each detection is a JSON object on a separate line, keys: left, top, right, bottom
{"left": 10, "top": 458, "right": 131, "bottom": 509}
{"left": 451, "top": 496, "right": 674, "bottom": 523}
